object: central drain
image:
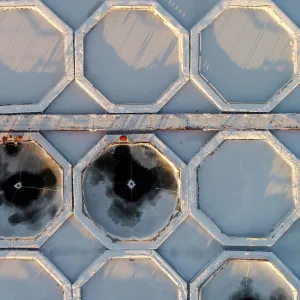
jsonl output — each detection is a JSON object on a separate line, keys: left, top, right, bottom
{"left": 127, "top": 179, "right": 136, "bottom": 190}
{"left": 14, "top": 182, "right": 22, "bottom": 189}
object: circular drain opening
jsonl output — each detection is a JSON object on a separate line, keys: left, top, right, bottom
{"left": 14, "top": 182, "right": 22, "bottom": 190}
{"left": 127, "top": 179, "right": 136, "bottom": 190}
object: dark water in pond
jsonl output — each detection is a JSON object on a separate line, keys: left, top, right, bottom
{"left": 2, "top": 169, "right": 57, "bottom": 208}
{"left": 110, "top": 145, "right": 156, "bottom": 203}
{"left": 229, "top": 278, "right": 291, "bottom": 300}
{"left": 86, "top": 144, "right": 178, "bottom": 227}
{"left": 0, "top": 144, "right": 59, "bottom": 227}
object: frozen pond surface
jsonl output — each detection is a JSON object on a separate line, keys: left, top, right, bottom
{"left": 42, "top": 216, "right": 105, "bottom": 282}
{"left": 0, "top": 8, "right": 64, "bottom": 106}
{"left": 81, "top": 258, "right": 178, "bottom": 300}
{"left": 201, "top": 260, "right": 294, "bottom": 300}
{"left": 200, "top": 7, "right": 294, "bottom": 103}
{"left": 158, "top": 216, "right": 223, "bottom": 281}
{"left": 84, "top": 9, "right": 179, "bottom": 105}
{"left": 198, "top": 140, "right": 294, "bottom": 237}
{"left": 1, "top": 0, "right": 300, "bottom": 299}
{"left": 0, "top": 258, "right": 64, "bottom": 300}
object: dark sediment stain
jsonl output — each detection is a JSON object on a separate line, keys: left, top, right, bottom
{"left": 48, "top": 205, "right": 59, "bottom": 218}
{"left": 269, "top": 287, "right": 291, "bottom": 300}
{"left": 107, "top": 198, "right": 142, "bottom": 228}
{"left": 0, "top": 148, "right": 59, "bottom": 227}
{"left": 112, "top": 145, "right": 156, "bottom": 203}
{"left": 4, "top": 142, "right": 22, "bottom": 156}
{"left": 8, "top": 208, "right": 42, "bottom": 226}
{"left": 229, "top": 278, "right": 290, "bottom": 300}
{"left": 2, "top": 169, "right": 57, "bottom": 209}
{"left": 40, "top": 168, "right": 57, "bottom": 187}
{"left": 229, "top": 278, "right": 263, "bottom": 300}
{"left": 4, "top": 172, "right": 41, "bottom": 208}
{"left": 86, "top": 144, "right": 178, "bottom": 227}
